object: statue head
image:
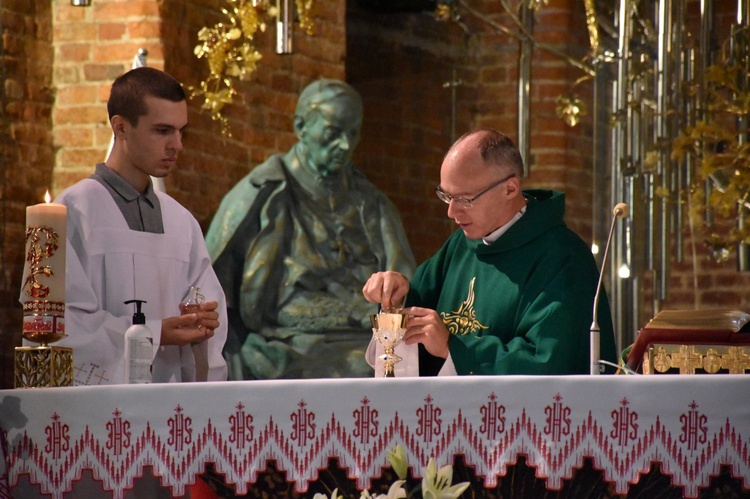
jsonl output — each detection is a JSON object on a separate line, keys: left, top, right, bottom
{"left": 293, "top": 79, "right": 363, "bottom": 177}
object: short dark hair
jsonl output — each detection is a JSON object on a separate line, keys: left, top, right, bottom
{"left": 107, "top": 67, "right": 186, "bottom": 126}
{"left": 454, "top": 128, "right": 525, "bottom": 177}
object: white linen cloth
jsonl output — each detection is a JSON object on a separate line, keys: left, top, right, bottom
{"left": 1, "top": 376, "right": 749, "bottom": 498}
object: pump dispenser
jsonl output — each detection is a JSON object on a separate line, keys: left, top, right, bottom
{"left": 124, "top": 299, "right": 153, "bottom": 384}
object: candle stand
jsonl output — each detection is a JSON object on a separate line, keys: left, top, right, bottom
{"left": 15, "top": 346, "right": 74, "bottom": 387}
{"left": 17, "top": 212, "right": 73, "bottom": 388}
{"left": 15, "top": 310, "right": 73, "bottom": 388}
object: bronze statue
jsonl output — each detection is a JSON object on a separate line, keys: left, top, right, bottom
{"left": 205, "top": 79, "right": 416, "bottom": 380}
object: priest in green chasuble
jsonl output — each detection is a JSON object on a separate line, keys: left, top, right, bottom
{"left": 363, "top": 128, "right": 617, "bottom": 376}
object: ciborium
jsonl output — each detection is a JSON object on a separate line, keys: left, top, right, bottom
{"left": 370, "top": 311, "right": 408, "bottom": 378}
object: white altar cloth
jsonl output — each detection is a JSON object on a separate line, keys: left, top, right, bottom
{"left": 1, "top": 375, "right": 748, "bottom": 498}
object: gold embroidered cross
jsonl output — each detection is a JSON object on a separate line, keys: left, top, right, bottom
{"left": 440, "top": 277, "right": 489, "bottom": 336}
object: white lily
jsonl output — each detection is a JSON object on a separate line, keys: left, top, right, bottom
{"left": 313, "top": 489, "right": 341, "bottom": 499}
{"left": 386, "top": 444, "right": 408, "bottom": 479}
{"left": 360, "top": 479, "right": 407, "bottom": 499}
{"left": 421, "top": 459, "right": 470, "bottom": 499}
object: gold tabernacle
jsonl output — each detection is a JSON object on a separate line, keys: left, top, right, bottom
{"left": 643, "top": 344, "right": 750, "bottom": 374}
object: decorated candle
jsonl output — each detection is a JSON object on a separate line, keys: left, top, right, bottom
{"left": 21, "top": 191, "right": 67, "bottom": 342}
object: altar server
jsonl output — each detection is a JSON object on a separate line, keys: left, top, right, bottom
{"left": 363, "top": 128, "right": 617, "bottom": 376}
{"left": 52, "top": 67, "right": 227, "bottom": 385}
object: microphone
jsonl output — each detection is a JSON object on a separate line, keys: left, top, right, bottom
{"left": 590, "top": 202, "right": 629, "bottom": 375}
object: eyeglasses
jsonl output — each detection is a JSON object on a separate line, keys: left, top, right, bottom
{"left": 435, "top": 173, "right": 515, "bottom": 209}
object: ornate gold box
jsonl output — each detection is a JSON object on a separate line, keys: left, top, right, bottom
{"left": 626, "top": 309, "right": 750, "bottom": 375}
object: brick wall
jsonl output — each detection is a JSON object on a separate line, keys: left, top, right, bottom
{"left": 346, "top": 0, "right": 594, "bottom": 260}
{"left": 0, "top": 1, "right": 55, "bottom": 389}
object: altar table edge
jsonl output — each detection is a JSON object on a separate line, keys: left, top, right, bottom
{"left": 1, "top": 375, "right": 748, "bottom": 498}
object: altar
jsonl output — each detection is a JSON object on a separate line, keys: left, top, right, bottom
{"left": 1, "top": 375, "right": 748, "bottom": 498}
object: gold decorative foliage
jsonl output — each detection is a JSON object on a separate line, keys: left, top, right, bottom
{"left": 191, "top": 0, "right": 315, "bottom": 135}
{"left": 15, "top": 346, "right": 74, "bottom": 388}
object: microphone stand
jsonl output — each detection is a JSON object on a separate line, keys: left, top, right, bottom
{"left": 591, "top": 204, "right": 627, "bottom": 375}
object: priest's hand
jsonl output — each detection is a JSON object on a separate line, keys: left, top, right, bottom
{"left": 362, "top": 271, "right": 410, "bottom": 312}
{"left": 162, "top": 300, "right": 220, "bottom": 345}
{"left": 402, "top": 306, "right": 449, "bottom": 359}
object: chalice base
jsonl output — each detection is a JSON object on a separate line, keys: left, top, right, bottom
{"left": 15, "top": 345, "right": 74, "bottom": 388}
{"left": 370, "top": 314, "right": 407, "bottom": 378}
{"left": 378, "top": 350, "right": 403, "bottom": 378}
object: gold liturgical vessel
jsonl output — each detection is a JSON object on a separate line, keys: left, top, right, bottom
{"left": 370, "top": 311, "right": 408, "bottom": 378}
{"left": 16, "top": 199, "right": 74, "bottom": 388}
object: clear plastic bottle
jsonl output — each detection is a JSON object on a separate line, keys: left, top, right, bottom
{"left": 123, "top": 299, "right": 153, "bottom": 384}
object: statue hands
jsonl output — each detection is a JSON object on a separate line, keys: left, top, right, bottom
{"left": 328, "top": 281, "right": 377, "bottom": 328}
{"left": 276, "top": 284, "right": 376, "bottom": 331}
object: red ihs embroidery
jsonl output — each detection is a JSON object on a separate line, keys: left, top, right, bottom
{"left": 353, "top": 397, "right": 379, "bottom": 445}
{"left": 229, "top": 403, "right": 254, "bottom": 449}
{"left": 480, "top": 392, "right": 505, "bottom": 441}
{"left": 544, "top": 393, "right": 571, "bottom": 443}
{"left": 680, "top": 401, "right": 708, "bottom": 453}
{"left": 291, "top": 400, "right": 316, "bottom": 447}
{"left": 610, "top": 398, "right": 638, "bottom": 447}
{"left": 167, "top": 405, "right": 193, "bottom": 451}
{"left": 416, "top": 395, "right": 442, "bottom": 443}
{"left": 106, "top": 408, "right": 131, "bottom": 455}
{"left": 44, "top": 413, "right": 70, "bottom": 460}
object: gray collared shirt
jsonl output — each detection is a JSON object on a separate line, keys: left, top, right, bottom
{"left": 90, "top": 163, "right": 164, "bottom": 233}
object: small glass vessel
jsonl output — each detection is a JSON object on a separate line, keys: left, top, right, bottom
{"left": 182, "top": 286, "right": 205, "bottom": 314}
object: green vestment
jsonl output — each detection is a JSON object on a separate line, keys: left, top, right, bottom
{"left": 408, "top": 189, "right": 617, "bottom": 375}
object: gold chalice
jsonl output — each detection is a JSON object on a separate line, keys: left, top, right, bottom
{"left": 370, "top": 311, "right": 408, "bottom": 378}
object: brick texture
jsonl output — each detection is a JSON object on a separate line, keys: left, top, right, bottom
{"left": 1, "top": 0, "right": 55, "bottom": 389}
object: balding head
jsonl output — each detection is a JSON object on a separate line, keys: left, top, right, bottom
{"left": 449, "top": 128, "right": 524, "bottom": 178}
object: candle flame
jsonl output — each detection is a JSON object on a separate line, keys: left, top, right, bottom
{"left": 44, "top": 190, "right": 51, "bottom": 204}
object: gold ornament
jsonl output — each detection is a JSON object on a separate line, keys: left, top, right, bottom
{"left": 583, "top": 0, "right": 599, "bottom": 57}
{"left": 555, "top": 95, "right": 586, "bottom": 127}
{"left": 645, "top": 344, "right": 750, "bottom": 375}
{"left": 295, "top": 0, "right": 315, "bottom": 35}
{"left": 440, "top": 277, "right": 489, "bottom": 336}
{"left": 672, "top": 51, "right": 750, "bottom": 254}
{"left": 191, "top": 0, "right": 315, "bottom": 135}
{"left": 527, "top": 0, "right": 549, "bottom": 12}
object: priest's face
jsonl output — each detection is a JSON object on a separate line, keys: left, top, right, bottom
{"left": 299, "top": 97, "right": 362, "bottom": 177}
{"left": 119, "top": 96, "right": 188, "bottom": 180}
{"left": 439, "top": 134, "right": 522, "bottom": 240}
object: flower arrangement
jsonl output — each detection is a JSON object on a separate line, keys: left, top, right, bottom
{"left": 313, "top": 445, "right": 469, "bottom": 499}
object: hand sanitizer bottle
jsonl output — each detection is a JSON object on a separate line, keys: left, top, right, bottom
{"left": 124, "top": 299, "right": 153, "bottom": 384}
